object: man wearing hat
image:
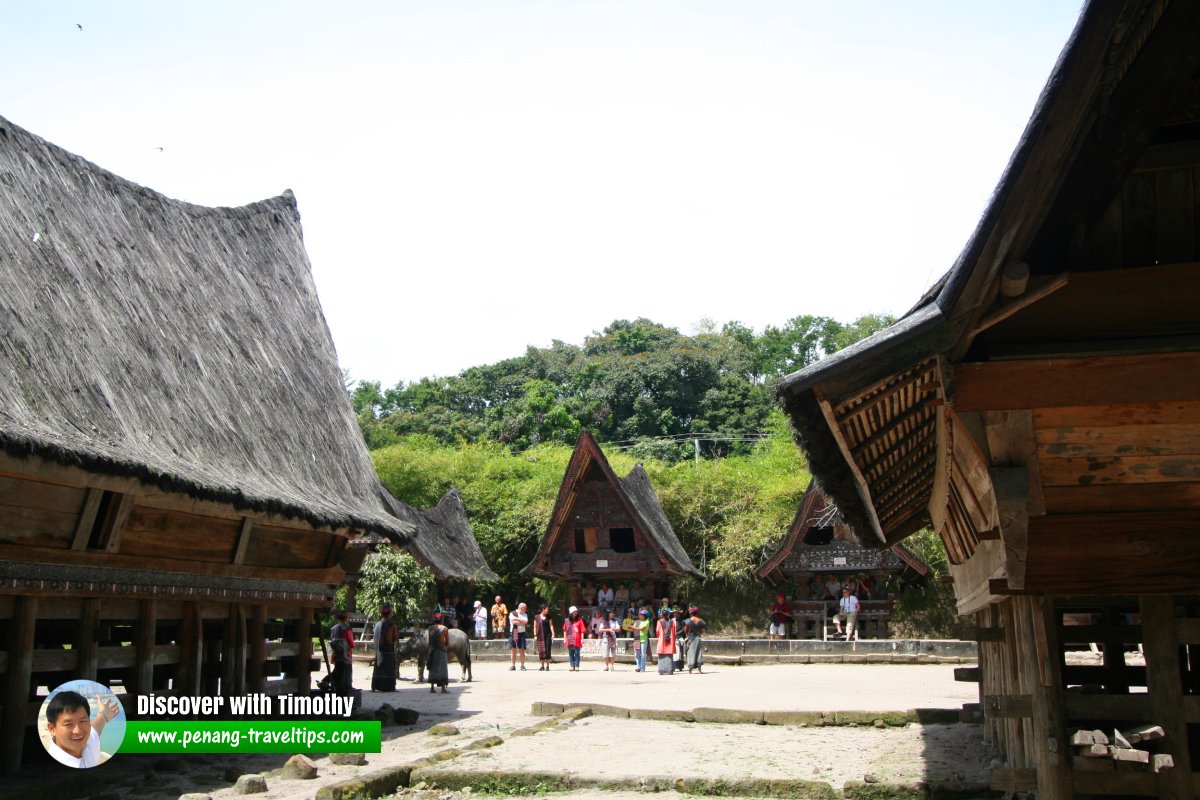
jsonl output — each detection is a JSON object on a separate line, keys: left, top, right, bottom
{"left": 371, "top": 602, "right": 398, "bottom": 692}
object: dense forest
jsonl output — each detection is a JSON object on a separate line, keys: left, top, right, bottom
{"left": 349, "top": 314, "right": 895, "bottom": 457}
{"left": 348, "top": 313, "right": 956, "bottom": 634}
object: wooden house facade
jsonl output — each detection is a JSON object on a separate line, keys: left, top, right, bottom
{"left": 0, "top": 116, "right": 414, "bottom": 773}
{"left": 777, "top": 2, "right": 1200, "bottom": 797}
{"left": 757, "top": 481, "right": 928, "bottom": 639}
{"left": 522, "top": 430, "right": 701, "bottom": 603}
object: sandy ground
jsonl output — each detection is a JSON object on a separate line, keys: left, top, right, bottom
{"left": 19, "top": 658, "right": 991, "bottom": 799}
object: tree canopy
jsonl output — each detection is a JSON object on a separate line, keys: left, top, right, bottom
{"left": 351, "top": 313, "right": 895, "bottom": 457}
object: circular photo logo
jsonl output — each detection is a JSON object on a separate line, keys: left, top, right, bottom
{"left": 40, "top": 680, "right": 126, "bottom": 768}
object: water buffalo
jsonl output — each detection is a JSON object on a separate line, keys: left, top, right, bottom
{"left": 395, "top": 627, "right": 473, "bottom": 683}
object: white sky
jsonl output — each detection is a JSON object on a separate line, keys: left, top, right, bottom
{"left": 3, "top": 1, "right": 1084, "bottom": 387}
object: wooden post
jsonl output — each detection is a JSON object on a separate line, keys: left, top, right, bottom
{"left": 2, "top": 596, "right": 38, "bottom": 774}
{"left": 1140, "top": 595, "right": 1192, "bottom": 799}
{"left": 297, "top": 607, "right": 314, "bottom": 694}
{"left": 1101, "top": 606, "right": 1129, "bottom": 694}
{"left": 135, "top": 599, "right": 157, "bottom": 696}
{"left": 177, "top": 601, "right": 202, "bottom": 696}
{"left": 221, "top": 604, "right": 246, "bottom": 696}
{"left": 76, "top": 598, "right": 101, "bottom": 681}
{"left": 1019, "top": 596, "right": 1072, "bottom": 800}
{"left": 248, "top": 605, "right": 266, "bottom": 693}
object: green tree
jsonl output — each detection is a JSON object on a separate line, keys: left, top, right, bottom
{"left": 356, "top": 547, "right": 436, "bottom": 624}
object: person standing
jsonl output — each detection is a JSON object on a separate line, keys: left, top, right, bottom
{"left": 490, "top": 595, "right": 508, "bottom": 639}
{"left": 472, "top": 600, "right": 488, "bottom": 639}
{"left": 534, "top": 605, "right": 557, "bottom": 670}
{"left": 835, "top": 586, "right": 860, "bottom": 640}
{"left": 684, "top": 606, "right": 706, "bottom": 674}
{"left": 509, "top": 602, "right": 529, "bottom": 671}
{"left": 628, "top": 609, "right": 650, "bottom": 672}
{"left": 564, "top": 606, "right": 587, "bottom": 671}
{"left": 768, "top": 593, "right": 793, "bottom": 640}
{"left": 427, "top": 614, "right": 450, "bottom": 693}
{"left": 601, "top": 610, "right": 619, "bottom": 671}
{"left": 672, "top": 607, "right": 687, "bottom": 672}
{"left": 371, "top": 602, "right": 398, "bottom": 692}
{"left": 329, "top": 610, "right": 355, "bottom": 697}
{"left": 655, "top": 608, "right": 676, "bottom": 675}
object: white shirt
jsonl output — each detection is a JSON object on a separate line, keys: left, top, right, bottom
{"left": 510, "top": 609, "right": 528, "bottom": 633}
{"left": 48, "top": 725, "right": 101, "bottom": 768}
{"left": 597, "top": 588, "right": 614, "bottom": 606}
{"left": 840, "top": 594, "right": 860, "bottom": 615}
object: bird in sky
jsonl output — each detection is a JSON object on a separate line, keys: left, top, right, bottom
{"left": 155, "top": 147, "right": 164, "bottom": 152}
{"left": 75, "top": 23, "right": 82, "bottom": 31}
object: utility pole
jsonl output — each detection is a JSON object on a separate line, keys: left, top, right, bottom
{"left": 693, "top": 437, "right": 701, "bottom": 464}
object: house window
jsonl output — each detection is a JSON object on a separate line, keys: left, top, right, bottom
{"left": 574, "top": 528, "right": 597, "bottom": 554}
{"left": 610, "top": 528, "right": 636, "bottom": 553}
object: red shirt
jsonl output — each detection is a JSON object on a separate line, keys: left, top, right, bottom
{"left": 564, "top": 617, "right": 587, "bottom": 647}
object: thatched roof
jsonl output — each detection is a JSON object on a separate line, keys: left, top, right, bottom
{"left": 522, "top": 430, "right": 701, "bottom": 579}
{"left": 0, "top": 114, "right": 411, "bottom": 540}
{"left": 379, "top": 487, "right": 499, "bottom": 582}
{"left": 775, "top": 1, "right": 1200, "bottom": 546}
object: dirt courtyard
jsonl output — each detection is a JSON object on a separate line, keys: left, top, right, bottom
{"left": 18, "top": 657, "right": 993, "bottom": 800}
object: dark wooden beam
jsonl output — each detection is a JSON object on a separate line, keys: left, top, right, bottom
{"left": 954, "top": 352, "right": 1200, "bottom": 411}
{"left": 71, "top": 487, "right": 104, "bottom": 550}
{"left": 1, "top": 596, "right": 37, "bottom": 774}
{"left": 1025, "top": 511, "right": 1200, "bottom": 595}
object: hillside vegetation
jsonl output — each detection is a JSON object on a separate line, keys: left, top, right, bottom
{"left": 351, "top": 314, "right": 956, "bottom": 635}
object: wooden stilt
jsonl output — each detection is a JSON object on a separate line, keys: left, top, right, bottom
{"left": 1140, "top": 595, "right": 1192, "bottom": 800}
{"left": 76, "top": 598, "right": 101, "bottom": 681}
{"left": 177, "top": 601, "right": 202, "bottom": 696}
{"left": 1019, "top": 596, "right": 1072, "bottom": 800}
{"left": 297, "top": 607, "right": 314, "bottom": 694}
{"left": 248, "top": 605, "right": 266, "bottom": 693}
{"left": 2, "top": 596, "right": 38, "bottom": 774}
{"left": 135, "top": 598, "right": 157, "bottom": 695}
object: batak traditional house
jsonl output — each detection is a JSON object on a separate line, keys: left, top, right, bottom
{"left": 522, "top": 430, "right": 701, "bottom": 605}
{"left": 757, "top": 480, "right": 928, "bottom": 639}
{"left": 0, "top": 115, "right": 416, "bottom": 772}
{"left": 777, "top": 3, "right": 1200, "bottom": 798}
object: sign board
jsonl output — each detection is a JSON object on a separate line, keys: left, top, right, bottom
{"left": 833, "top": 557, "right": 847, "bottom": 566}
{"left": 595, "top": 559, "right": 608, "bottom": 568}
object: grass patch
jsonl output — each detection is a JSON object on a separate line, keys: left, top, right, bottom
{"left": 468, "top": 775, "right": 568, "bottom": 796}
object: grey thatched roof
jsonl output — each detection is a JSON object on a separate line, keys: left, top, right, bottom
{"left": 617, "top": 463, "right": 701, "bottom": 578}
{"left": 0, "top": 114, "right": 412, "bottom": 540}
{"left": 379, "top": 487, "right": 499, "bottom": 582}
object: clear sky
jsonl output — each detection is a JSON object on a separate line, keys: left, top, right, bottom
{"left": 2, "top": 1, "right": 1084, "bottom": 387}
